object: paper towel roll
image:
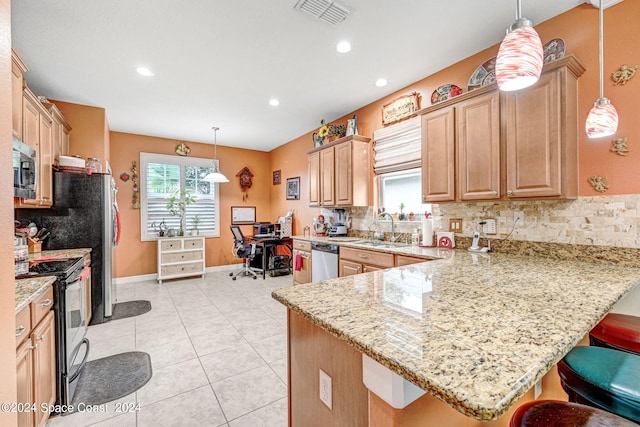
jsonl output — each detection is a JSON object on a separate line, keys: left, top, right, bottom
{"left": 422, "top": 218, "right": 433, "bottom": 246}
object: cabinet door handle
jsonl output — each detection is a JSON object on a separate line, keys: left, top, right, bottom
{"left": 40, "top": 298, "right": 52, "bottom": 308}
{"left": 15, "top": 326, "right": 27, "bottom": 337}
{"left": 492, "top": 191, "right": 498, "bottom": 196}
{"left": 507, "top": 190, "right": 513, "bottom": 196}
{"left": 358, "top": 254, "right": 368, "bottom": 259}
{"left": 28, "top": 343, "right": 39, "bottom": 351}
{"left": 36, "top": 335, "right": 45, "bottom": 342}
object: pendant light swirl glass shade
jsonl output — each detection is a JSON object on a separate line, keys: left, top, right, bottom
{"left": 585, "top": 0, "right": 618, "bottom": 138}
{"left": 203, "top": 127, "right": 229, "bottom": 183}
{"left": 586, "top": 99, "right": 618, "bottom": 138}
{"left": 495, "top": 1, "right": 544, "bottom": 92}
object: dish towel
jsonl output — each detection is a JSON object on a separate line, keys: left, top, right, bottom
{"left": 294, "top": 253, "right": 303, "bottom": 271}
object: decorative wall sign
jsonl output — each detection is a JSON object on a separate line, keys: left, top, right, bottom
{"left": 382, "top": 92, "right": 420, "bottom": 125}
{"left": 131, "top": 161, "right": 140, "bottom": 209}
{"left": 273, "top": 170, "right": 281, "bottom": 185}
{"left": 286, "top": 177, "right": 300, "bottom": 200}
{"left": 231, "top": 206, "right": 256, "bottom": 225}
{"left": 175, "top": 142, "right": 191, "bottom": 156}
{"left": 119, "top": 172, "right": 130, "bottom": 182}
{"left": 611, "top": 64, "right": 637, "bottom": 85}
{"left": 610, "top": 137, "right": 629, "bottom": 156}
{"left": 589, "top": 175, "right": 610, "bottom": 193}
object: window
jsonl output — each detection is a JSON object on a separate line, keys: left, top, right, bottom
{"left": 378, "top": 168, "right": 425, "bottom": 216}
{"left": 140, "top": 153, "right": 219, "bottom": 240}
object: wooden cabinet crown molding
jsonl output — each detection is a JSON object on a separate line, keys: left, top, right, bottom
{"left": 305, "top": 134, "right": 371, "bottom": 154}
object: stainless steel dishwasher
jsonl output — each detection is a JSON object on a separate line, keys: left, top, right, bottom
{"left": 311, "top": 242, "right": 339, "bottom": 282}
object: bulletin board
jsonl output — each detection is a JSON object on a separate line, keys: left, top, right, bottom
{"left": 231, "top": 206, "right": 256, "bottom": 225}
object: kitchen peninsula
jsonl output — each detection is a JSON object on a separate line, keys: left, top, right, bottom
{"left": 272, "top": 245, "right": 640, "bottom": 426}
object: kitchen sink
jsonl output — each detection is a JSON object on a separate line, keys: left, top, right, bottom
{"left": 354, "top": 241, "right": 408, "bottom": 249}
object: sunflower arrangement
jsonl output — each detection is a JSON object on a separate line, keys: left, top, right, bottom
{"left": 317, "top": 120, "right": 329, "bottom": 138}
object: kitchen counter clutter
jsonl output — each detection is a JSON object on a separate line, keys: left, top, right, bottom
{"left": 272, "top": 249, "right": 640, "bottom": 421}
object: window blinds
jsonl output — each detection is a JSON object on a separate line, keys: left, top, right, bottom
{"left": 372, "top": 116, "right": 421, "bottom": 174}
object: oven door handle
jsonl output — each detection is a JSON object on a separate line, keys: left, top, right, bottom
{"left": 68, "top": 338, "right": 90, "bottom": 383}
{"left": 78, "top": 266, "right": 90, "bottom": 282}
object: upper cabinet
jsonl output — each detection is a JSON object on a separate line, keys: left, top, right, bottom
{"left": 307, "top": 135, "right": 371, "bottom": 207}
{"left": 12, "top": 49, "right": 71, "bottom": 209}
{"left": 420, "top": 55, "right": 584, "bottom": 203}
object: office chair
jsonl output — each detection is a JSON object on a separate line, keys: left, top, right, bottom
{"left": 229, "top": 225, "right": 258, "bottom": 280}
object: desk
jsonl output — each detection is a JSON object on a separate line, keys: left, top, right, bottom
{"left": 249, "top": 236, "right": 293, "bottom": 279}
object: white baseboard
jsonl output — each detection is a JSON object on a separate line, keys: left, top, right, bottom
{"left": 113, "top": 264, "right": 238, "bottom": 285}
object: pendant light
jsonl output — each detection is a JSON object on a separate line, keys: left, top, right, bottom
{"left": 203, "top": 127, "right": 229, "bottom": 183}
{"left": 495, "top": 0, "right": 544, "bottom": 92}
{"left": 585, "top": 0, "right": 618, "bottom": 138}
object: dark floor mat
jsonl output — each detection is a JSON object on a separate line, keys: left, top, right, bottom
{"left": 111, "top": 300, "right": 152, "bottom": 320}
{"left": 71, "top": 351, "right": 152, "bottom": 407}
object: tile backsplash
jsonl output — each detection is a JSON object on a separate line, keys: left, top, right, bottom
{"left": 337, "top": 194, "right": 640, "bottom": 248}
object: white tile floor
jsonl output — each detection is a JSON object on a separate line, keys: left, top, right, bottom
{"left": 46, "top": 269, "right": 292, "bottom": 427}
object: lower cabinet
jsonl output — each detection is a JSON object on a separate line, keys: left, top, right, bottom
{"left": 15, "top": 285, "right": 56, "bottom": 427}
{"left": 339, "top": 247, "right": 394, "bottom": 277}
{"left": 157, "top": 237, "right": 206, "bottom": 283}
{"left": 292, "top": 240, "right": 312, "bottom": 285}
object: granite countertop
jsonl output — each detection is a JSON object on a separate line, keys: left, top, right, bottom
{"left": 15, "top": 276, "right": 56, "bottom": 313}
{"left": 291, "top": 235, "right": 447, "bottom": 260}
{"left": 272, "top": 249, "right": 640, "bottom": 420}
{"left": 15, "top": 248, "right": 92, "bottom": 314}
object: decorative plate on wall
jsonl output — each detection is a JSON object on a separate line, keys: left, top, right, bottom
{"left": 431, "top": 84, "right": 463, "bottom": 104}
{"left": 543, "top": 38, "right": 566, "bottom": 64}
{"left": 467, "top": 57, "right": 497, "bottom": 91}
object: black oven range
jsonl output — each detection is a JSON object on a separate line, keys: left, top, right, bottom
{"left": 23, "top": 257, "right": 90, "bottom": 409}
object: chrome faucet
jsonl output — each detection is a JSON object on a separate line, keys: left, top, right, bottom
{"left": 375, "top": 212, "right": 399, "bottom": 242}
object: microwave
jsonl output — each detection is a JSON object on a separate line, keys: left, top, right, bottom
{"left": 13, "top": 137, "right": 37, "bottom": 199}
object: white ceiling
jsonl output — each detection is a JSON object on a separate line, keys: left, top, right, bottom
{"left": 11, "top": 0, "right": 582, "bottom": 152}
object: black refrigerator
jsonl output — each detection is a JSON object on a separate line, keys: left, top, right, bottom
{"left": 16, "top": 171, "right": 118, "bottom": 324}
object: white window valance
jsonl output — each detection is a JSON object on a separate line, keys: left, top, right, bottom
{"left": 372, "top": 116, "right": 421, "bottom": 174}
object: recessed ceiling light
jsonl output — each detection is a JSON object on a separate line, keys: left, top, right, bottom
{"left": 336, "top": 41, "right": 351, "bottom": 53}
{"left": 269, "top": 98, "right": 280, "bottom": 106}
{"left": 136, "top": 67, "right": 154, "bottom": 77}
{"left": 375, "top": 78, "right": 387, "bottom": 87}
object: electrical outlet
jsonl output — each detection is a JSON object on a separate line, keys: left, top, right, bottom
{"left": 319, "top": 369, "right": 332, "bottom": 410}
{"left": 534, "top": 379, "right": 542, "bottom": 399}
{"left": 483, "top": 218, "right": 497, "bottom": 235}
{"left": 513, "top": 211, "right": 524, "bottom": 225}
{"left": 449, "top": 218, "right": 463, "bottom": 233}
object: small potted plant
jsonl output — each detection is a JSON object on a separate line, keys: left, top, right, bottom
{"left": 167, "top": 190, "right": 197, "bottom": 236}
{"left": 398, "top": 202, "right": 406, "bottom": 220}
{"left": 327, "top": 123, "right": 347, "bottom": 142}
{"left": 191, "top": 215, "right": 201, "bottom": 236}
{"left": 151, "top": 219, "right": 168, "bottom": 237}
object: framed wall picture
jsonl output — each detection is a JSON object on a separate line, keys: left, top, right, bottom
{"left": 273, "top": 170, "right": 281, "bottom": 185}
{"left": 286, "top": 177, "right": 300, "bottom": 200}
{"left": 231, "top": 206, "right": 256, "bottom": 225}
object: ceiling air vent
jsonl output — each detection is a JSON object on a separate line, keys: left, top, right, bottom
{"left": 294, "top": 0, "right": 350, "bottom": 25}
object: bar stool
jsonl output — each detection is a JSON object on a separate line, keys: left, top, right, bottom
{"left": 590, "top": 313, "right": 640, "bottom": 355}
{"left": 510, "top": 400, "right": 637, "bottom": 427}
{"left": 557, "top": 346, "right": 640, "bottom": 423}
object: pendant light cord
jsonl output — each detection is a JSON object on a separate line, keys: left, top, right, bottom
{"left": 598, "top": 0, "right": 604, "bottom": 100}
{"left": 212, "top": 126, "right": 219, "bottom": 160}
{"left": 515, "top": 0, "right": 521, "bottom": 19}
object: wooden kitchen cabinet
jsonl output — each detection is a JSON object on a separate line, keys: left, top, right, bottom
{"left": 11, "top": 49, "right": 27, "bottom": 140}
{"left": 308, "top": 151, "right": 320, "bottom": 206}
{"left": 503, "top": 56, "right": 584, "bottom": 199}
{"left": 419, "top": 55, "right": 583, "bottom": 203}
{"left": 421, "top": 107, "right": 455, "bottom": 203}
{"left": 292, "top": 240, "right": 312, "bottom": 285}
{"left": 307, "top": 135, "right": 370, "bottom": 207}
{"left": 339, "top": 247, "right": 394, "bottom": 277}
{"left": 43, "top": 102, "right": 72, "bottom": 165}
{"left": 15, "top": 88, "right": 54, "bottom": 208}
{"left": 16, "top": 285, "right": 56, "bottom": 427}
{"left": 456, "top": 91, "right": 500, "bottom": 201}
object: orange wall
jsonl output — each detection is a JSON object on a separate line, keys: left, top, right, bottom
{"left": 110, "top": 131, "right": 272, "bottom": 277}
{"left": 271, "top": 1, "right": 640, "bottom": 225}
{"left": 1, "top": 0, "right": 18, "bottom": 424}
{"left": 53, "top": 100, "right": 110, "bottom": 165}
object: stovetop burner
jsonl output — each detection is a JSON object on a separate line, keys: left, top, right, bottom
{"left": 17, "top": 257, "right": 84, "bottom": 282}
